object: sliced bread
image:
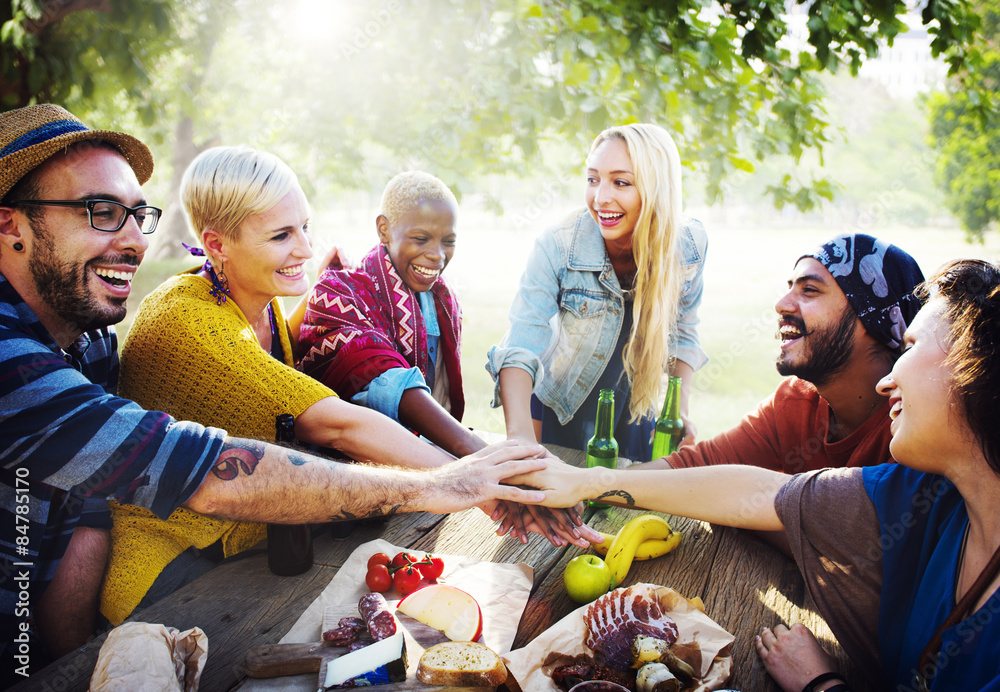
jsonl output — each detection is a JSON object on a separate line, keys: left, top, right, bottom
{"left": 416, "top": 641, "right": 508, "bottom": 687}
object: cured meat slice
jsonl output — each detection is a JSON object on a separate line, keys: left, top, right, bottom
{"left": 322, "top": 625, "right": 360, "bottom": 646}
{"left": 359, "top": 592, "right": 397, "bottom": 642}
{"left": 583, "top": 586, "right": 678, "bottom": 670}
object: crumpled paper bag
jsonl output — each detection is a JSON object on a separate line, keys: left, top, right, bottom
{"left": 503, "top": 583, "right": 735, "bottom": 691}
{"left": 90, "top": 622, "right": 208, "bottom": 692}
{"left": 241, "top": 537, "right": 533, "bottom": 691}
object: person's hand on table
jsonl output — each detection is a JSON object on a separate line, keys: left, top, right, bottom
{"left": 755, "top": 623, "right": 841, "bottom": 692}
{"left": 427, "top": 440, "right": 548, "bottom": 513}
{"left": 487, "top": 445, "right": 601, "bottom": 547}
{"left": 491, "top": 501, "right": 600, "bottom": 548}
{"left": 506, "top": 432, "right": 561, "bottom": 460}
{"left": 505, "top": 461, "right": 602, "bottom": 509}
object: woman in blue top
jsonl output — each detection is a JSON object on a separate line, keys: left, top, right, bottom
{"left": 487, "top": 123, "right": 708, "bottom": 461}
{"left": 513, "top": 259, "right": 1000, "bottom": 691}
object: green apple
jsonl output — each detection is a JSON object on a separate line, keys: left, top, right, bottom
{"left": 563, "top": 554, "right": 613, "bottom": 604}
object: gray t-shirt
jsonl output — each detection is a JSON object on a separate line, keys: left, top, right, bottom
{"left": 775, "top": 467, "right": 885, "bottom": 684}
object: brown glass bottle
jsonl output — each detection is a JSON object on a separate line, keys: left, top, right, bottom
{"left": 267, "top": 414, "right": 314, "bottom": 576}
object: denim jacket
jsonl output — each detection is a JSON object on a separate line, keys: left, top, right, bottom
{"left": 487, "top": 210, "right": 708, "bottom": 424}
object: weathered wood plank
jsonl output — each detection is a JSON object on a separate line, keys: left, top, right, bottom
{"left": 15, "top": 512, "right": 447, "bottom": 692}
{"left": 20, "top": 441, "right": 874, "bottom": 692}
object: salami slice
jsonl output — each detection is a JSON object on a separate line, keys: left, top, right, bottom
{"left": 322, "top": 626, "right": 360, "bottom": 646}
{"left": 338, "top": 617, "right": 366, "bottom": 632}
{"left": 358, "top": 592, "right": 397, "bottom": 641}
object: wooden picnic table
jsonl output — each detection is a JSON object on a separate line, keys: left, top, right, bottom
{"left": 18, "top": 442, "right": 870, "bottom": 692}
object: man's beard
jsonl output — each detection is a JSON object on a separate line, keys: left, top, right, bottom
{"left": 28, "top": 218, "right": 132, "bottom": 336}
{"left": 776, "top": 305, "right": 858, "bottom": 387}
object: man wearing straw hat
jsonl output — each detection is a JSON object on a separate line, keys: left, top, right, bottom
{"left": 0, "top": 104, "right": 553, "bottom": 682}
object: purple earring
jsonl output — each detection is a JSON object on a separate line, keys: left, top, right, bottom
{"left": 12, "top": 242, "right": 23, "bottom": 252}
{"left": 182, "top": 242, "right": 230, "bottom": 305}
{"left": 207, "top": 260, "right": 231, "bottom": 305}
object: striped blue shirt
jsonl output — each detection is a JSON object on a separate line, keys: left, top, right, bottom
{"left": 0, "top": 272, "right": 227, "bottom": 678}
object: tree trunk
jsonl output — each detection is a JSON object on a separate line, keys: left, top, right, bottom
{"left": 150, "top": 5, "right": 226, "bottom": 260}
{"left": 152, "top": 116, "right": 218, "bottom": 259}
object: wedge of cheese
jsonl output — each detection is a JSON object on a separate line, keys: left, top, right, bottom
{"left": 323, "top": 628, "right": 407, "bottom": 688}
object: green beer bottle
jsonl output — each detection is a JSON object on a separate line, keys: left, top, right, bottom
{"left": 586, "top": 389, "right": 618, "bottom": 508}
{"left": 651, "top": 376, "right": 684, "bottom": 460}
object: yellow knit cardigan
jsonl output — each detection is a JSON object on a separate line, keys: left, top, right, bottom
{"left": 100, "top": 270, "right": 333, "bottom": 625}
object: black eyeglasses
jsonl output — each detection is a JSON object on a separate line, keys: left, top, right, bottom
{"left": 9, "top": 199, "right": 162, "bottom": 234}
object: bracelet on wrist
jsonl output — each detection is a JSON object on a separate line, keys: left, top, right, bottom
{"left": 803, "top": 672, "right": 850, "bottom": 692}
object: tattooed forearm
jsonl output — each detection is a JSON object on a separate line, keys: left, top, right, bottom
{"left": 329, "top": 504, "right": 403, "bottom": 522}
{"left": 212, "top": 439, "right": 266, "bottom": 480}
{"left": 595, "top": 490, "right": 635, "bottom": 506}
{"left": 286, "top": 450, "right": 313, "bottom": 467}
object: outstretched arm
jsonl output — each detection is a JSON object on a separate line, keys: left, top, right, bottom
{"left": 294, "top": 395, "right": 457, "bottom": 469}
{"left": 498, "top": 367, "right": 548, "bottom": 451}
{"left": 183, "top": 438, "right": 548, "bottom": 523}
{"left": 391, "top": 390, "right": 599, "bottom": 548}
{"left": 397, "top": 388, "right": 487, "bottom": 458}
{"left": 510, "top": 464, "right": 789, "bottom": 531}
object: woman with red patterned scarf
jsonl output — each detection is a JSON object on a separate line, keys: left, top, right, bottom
{"left": 299, "top": 171, "right": 484, "bottom": 458}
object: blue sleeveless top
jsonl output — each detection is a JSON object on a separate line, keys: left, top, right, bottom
{"left": 863, "top": 464, "right": 1000, "bottom": 690}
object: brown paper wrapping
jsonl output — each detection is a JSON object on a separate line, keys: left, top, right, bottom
{"left": 241, "top": 538, "right": 533, "bottom": 691}
{"left": 503, "top": 583, "right": 735, "bottom": 691}
{"left": 89, "top": 622, "right": 208, "bottom": 692}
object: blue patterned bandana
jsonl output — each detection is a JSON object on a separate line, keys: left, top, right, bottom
{"left": 802, "top": 233, "right": 924, "bottom": 352}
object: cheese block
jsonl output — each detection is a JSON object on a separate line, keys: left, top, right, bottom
{"left": 323, "top": 628, "right": 407, "bottom": 688}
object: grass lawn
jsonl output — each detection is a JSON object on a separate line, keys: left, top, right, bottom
{"left": 122, "top": 219, "right": 1000, "bottom": 445}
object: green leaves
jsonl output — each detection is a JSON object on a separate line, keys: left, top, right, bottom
{"left": 1, "top": 0, "right": 176, "bottom": 109}
{"left": 927, "top": 0, "right": 999, "bottom": 238}
{"left": 564, "top": 61, "right": 591, "bottom": 87}
{"left": 4, "top": 0, "right": 985, "bottom": 220}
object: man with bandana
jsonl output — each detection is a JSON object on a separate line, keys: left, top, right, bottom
{"left": 643, "top": 233, "right": 924, "bottom": 474}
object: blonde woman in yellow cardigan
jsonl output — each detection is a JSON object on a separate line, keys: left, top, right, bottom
{"left": 99, "top": 146, "right": 594, "bottom": 625}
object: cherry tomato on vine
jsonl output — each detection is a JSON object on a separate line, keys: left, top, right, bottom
{"left": 417, "top": 555, "right": 445, "bottom": 580}
{"left": 391, "top": 551, "right": 418, "bottom": 570}
{"left": 393, "top": 565, "right": 421, "bottom": 595}
{"left": 367, "top": 553, "right": 390, "bottom": 571}
{"left": 365, "top": 564, "right": 392, "bottom": 593}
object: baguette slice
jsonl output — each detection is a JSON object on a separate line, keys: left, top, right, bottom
{"left": 416, "top": 641, "right": 508, "bottom": 687}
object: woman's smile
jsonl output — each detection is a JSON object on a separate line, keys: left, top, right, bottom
{"left": 276, "top": 263, "right": 305, "bottom": 278}
{"left": 595, "top": 210, "right": 626, "bottom": 227}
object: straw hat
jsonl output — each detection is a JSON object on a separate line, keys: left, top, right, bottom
{"left": 0, "top": 104, "right": 154, "bottom": 200}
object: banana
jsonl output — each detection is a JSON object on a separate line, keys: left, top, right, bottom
{"left": 591, "top": 531, "right": 618, "bottom": 556}
{"left": 592, "top": 530, "right": 683, "bottom": 561}
{"left": 636, "top": 530, "right": 682, "bottom": 559}
{"left": 605, "top": 514, "right": 672, "bottom": 586}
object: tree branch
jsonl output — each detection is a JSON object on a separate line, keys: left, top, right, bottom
{"left": 23, "top": 0, "right": 112, "bottom": 35}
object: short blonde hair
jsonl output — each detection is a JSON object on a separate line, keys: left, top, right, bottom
{"left": 380, "top": 171, "right": 458, "bottom": 227}
{"left": 588, "top": 124, "right": 684, "bottom": 422}
{"left": 181, "top": 146, "right": 299, "bottom": 242}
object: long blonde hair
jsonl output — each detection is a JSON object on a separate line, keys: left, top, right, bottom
{"left": 588, "top": 124, "right": 683, "bottom": 422}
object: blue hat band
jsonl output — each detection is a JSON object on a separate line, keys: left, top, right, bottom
{"left": 0, "top": 119, "right": 89, "bottom": 158}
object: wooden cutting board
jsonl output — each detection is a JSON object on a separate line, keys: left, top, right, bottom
{"left": 246, "top": 604, "right": 499, "bottom": 691}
